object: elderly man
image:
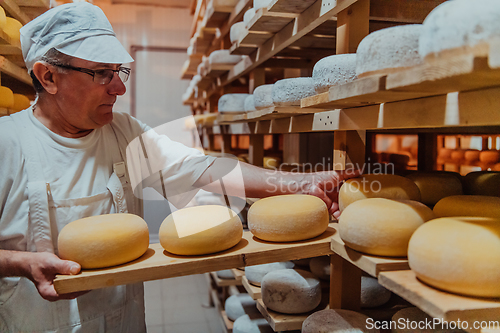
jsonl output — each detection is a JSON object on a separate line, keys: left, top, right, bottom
{"left": 0, "top": 2, "right": 357, "bottom": 332}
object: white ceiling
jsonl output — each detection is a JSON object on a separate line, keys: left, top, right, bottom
{"left": 110, "top": 0, "right": 190, "bottom": 8}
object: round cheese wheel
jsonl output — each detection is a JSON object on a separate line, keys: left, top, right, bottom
{"left": 0, "top": 7, "right": 6, "bottom": 29}
{"left": 218, "top": 93, "right": 251, "bottom": 113}
{"left": 272, "top": 77, "right": 316, "bottom": 107}
{"left": 338, "top": 174, "right": 421, "bottom": 212}
{"left": 248, "top": 194, "right": 329, "bottom": 242}
{"left": 217, "top": 269, "right": 235, "bottom": 279}
{"left": 159, "top": 205, "right": 243, "bottom": 255}
{"left": 450, "top": 149, "right": 465, "bottom": 162}
{"left": 479, "top": 150, "right": 500, "bottom": 164}
{"left": 58, "top": 213, "right": 149, "bottom": 269}
{"left": 312, "top": 54, "right": 357, "bottom": 93}
{"left": 230, "top": 22, "right": 247, "bottom": 43}
{"left": 245, "top": 261, "right": 294, "bottom": 286}
{"left": 361, "top": 276, "right": 391, "bottom": 308}
{"left": 0, "top": 86, "right": 14, "bottom": 109}
{"left": 391, "top": 307, "right": 465, "bottom": 333}
{"left": 224, "top": 294, "right": 259, "bottom": 321}
{"left": 464, "top": 149, "right": 480, "bottom": 163}
{"left": 253, "top": 84, "right": 274, "bottom": 109}
{"left": 309, "top": 256, "right": 330, "bottom": 281}
{"left": 261, "top": 269, "right": 321, "bottom": 314}
{"left": 302, "top": 309, "right": 377, "bottom": 333}
{"left": 244, "top": 95, "right": 256, "bottom": 112}
{"left": 3, "top": 18, "right": 22, "bottom": 42}
{"left": 405, "top": 172, "right": 463, "bottom": 206}
{"left": 243, "top": 8, "right": 256, "bottom": 27}
{"left": 419, "top": 0, "right": 500, "bottom": 62}
{"left": 11, "top": 94, "right": 31, "bottom": 112}
{"left": 233, "top": 314, "right": 273, "bottom": 333}
{"left": 208, "top": 50, "right": 242, "bottom": 64}
{"left": 408, "top": 217, "right": 500, "bottom": 297}
{"left": 437, "top": 148, "right": 453, "bottom": 164}
{"left": 433, "top": 195, "right": 500, "bottom": 218}
{"left": 463, "top": 171, "right": 500, "bottom": 197}
{"left": 356, "top": 25, "right": 423, "bottom": 77}
{"left": 339, "top": 198, "right": 435, "bottom": 257}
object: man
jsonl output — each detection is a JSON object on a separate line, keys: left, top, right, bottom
{"left": 0, "top": 2, "right": 358, "bottom": 332}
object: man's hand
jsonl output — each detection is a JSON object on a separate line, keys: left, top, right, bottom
{"left": 0, "top": 250, "right": 88, "bottom": 301}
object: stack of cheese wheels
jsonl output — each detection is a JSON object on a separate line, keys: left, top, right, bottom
{"left": 302, "top": 309, "right": 378, "bottom": 333}
{"left": 245, "top": 261, "right": 294, "bottom": 286}
{"left": 272, "top": 77, "right": 316, "bottom": 107}
{"left": 405, "top": 171, "right": 463, "bottom": 206}
{"left": 233, "top": 314, "right": 273, "bottom": 333}
{"left": 312, "top": 54, "right": 357, "bottom": 93}
{"left": 356, "top": 24, "right": 423, "bottom": 78}
{"left": 0, "top": 86, "right": 14, "bottom": 109}
{"left": 224, "top": 294, "right": 259, "bottom": 321}
{"left": 218, "top": 93, "right": 251, "bottom": 113}
{"left": 3, "top": 18, "right": 22, "bottom": 43}
{"left": 339, "top": 198, "right": 435, "bottom": 257}
{"left": 230, "top": 22, "right": 247, "bottom": 43}
{"left": 361, "top": 276, "right": 391, "bottom": 308}
{"left": 253, "top": 84, "right": 274, "bottom": 109}
{"left": 463, "top": 171, "right": 500, "bottom": 197}
{"left": 159, "top": 205, "right": 243, "bottom": 255}
{"left": 208, "top": 50, "right": 242, "bottom": 65}
{"left": 261, "top": 269, "right": 321, "bottom": 314}
{"left": 392, "top": 307, "right": 465, "bottom": 333}
{"left": 419, "top": 0, "right": 500, "bottom": 63}
{"left": 244, "top": 95, "right": 256, "bottom": 112}
{"left": 247, "top": 194, "right": 329, "bottom": 242}
{"left": 309, "top": 256, "right": 330, "bottom": 281}
{"left": 338, "top": 174, "right": 421, "bottom": 212}
{"left": 58, "top": 213, "right": 149, "bottom": 269}
{"left": 433, "top": 195, "right": 500, "bottom": 218}
{"left": 408, "top": 217, "right": 500, "bottom": 297}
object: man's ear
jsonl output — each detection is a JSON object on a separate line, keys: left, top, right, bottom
{"left": 32, "top": 62, "right": 58, "bottom": 94}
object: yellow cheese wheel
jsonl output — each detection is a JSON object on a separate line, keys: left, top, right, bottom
{"left": 338, "top": 174, "right": 421, "bottom": 211}
{"left": 479, "top": 150, "right": 500, "bottom": 164}
{"left": 405, "top": 172, "right": 463, "bottom": 206}
{"left": 463, "top": 171, "right": 500, "bottom": 197}
{"left": 408, "top": 217, "right": 500, "bottom": 297}
{"left": 0, "top": 86, "right": 14, "bottom": 109}
{"left": 248, "top": 194, "right": 329, "bottom": 242}
{"left": 159, "top": 205, "right": 243, "bottom": 255}
{"left": 464, "top": 149, "right": 480, "bottom": 163}
{"left": 3, "top": 17, "right": 22, "bottom": 42}
{"left": 11, "top": 94, "right": 30, "bottom": 112}
{"left": 0, "top": 7, "right": 6, "bottom": 29}
{"left": 450, "top": 149, "right": 465, "bottom": 162}
{"left": 433, "top": 195, "right": 500, "bottom": 218}
{"left": 339, "top": 198, "right": 435, "bottom": 257}
{"left": 58, "top": 213, "right": 149, "bottom": 269}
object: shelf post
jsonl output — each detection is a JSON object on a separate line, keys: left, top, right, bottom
{"left": 330, "top": 253, "right": 362, "bottom": 311}
{"left": 249, "top": 134, "right": 264, "bottom": 166}
{"left": 336, "top": 0, "right": 370, "bottom": 54}
{"left": 333, "top": 130, "right": 366, "bottom": 171}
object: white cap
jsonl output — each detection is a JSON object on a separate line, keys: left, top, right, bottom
{"left": 20, "top": 2, "right": 134, "bottom": 71}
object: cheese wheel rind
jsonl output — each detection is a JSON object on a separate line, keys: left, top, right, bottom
{"left": 245, "top": 261, "right": 294, "bottom": 286}
{"left": 0, "top": 86, "right": 14, "bottom": 109}
{"left": 463, "top": 171, "right": 500, "bottom": 197}
{"left": 159, "top": 205, "right": 243, "bottom": 255}
{"left": 224, "top": 294, "right": 258, "bottom": 321}
{"left": 58, "top": 213, "right": 149, "bottom": 269}
{"left": 405, "top": 172, "right": 463, "bottom": 206}
{"left": 433, "top": 195, "right": 500, "bottom": 219}
{"left": 271, "top": 77, "right": 316, "bottom": 107}
{"left": 233, "top": 314, "right": 273, "bottom": 333}
{"left": 302, "top": 309, "right": 378, "bottom": 333}
{"left": 361, "top": 276, "right": 391, "bottom": 308}
{"left": 248, "top": 194, "right": 329, "bottom": 242}
{"left": 312, "top": 54, "right": 357, "bottom": 93}
{"left": 408, "top": 217, "right": 500, "bottom": 297}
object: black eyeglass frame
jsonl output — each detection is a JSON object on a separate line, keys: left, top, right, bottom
{"left": 49, "top": 63, "right": 131, "bottom": 84}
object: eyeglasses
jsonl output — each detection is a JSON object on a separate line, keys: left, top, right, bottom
{"left": 50, "top": 63, "right": 131, "bottom": 84}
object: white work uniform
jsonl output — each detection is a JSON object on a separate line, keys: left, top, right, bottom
{"left": 0, "top": 107, "right": 214, "bottom": 332}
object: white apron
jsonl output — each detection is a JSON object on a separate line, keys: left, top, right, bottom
{"left": 0, "top": 111, "right": 146, "bottom": 333}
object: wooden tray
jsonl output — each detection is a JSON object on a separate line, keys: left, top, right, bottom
{"left": 54, "top": 226, "right": 336, "bottom": 294}
{"left": 241, "top": 276, "right": 262, "bottom": 300}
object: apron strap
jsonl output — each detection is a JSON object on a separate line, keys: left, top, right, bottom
{"left": 11, "top": 110, "right": 54, "bottom": 253}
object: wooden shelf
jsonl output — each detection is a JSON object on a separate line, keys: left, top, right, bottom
{"left": 54, "top": 225, "right": 336, "bottom": 294}
{"left": 0, "top": 56, "right": 32, "bottom": 86}
{"left": 230, "top": 268, "right": 244, "bottom": 282}
{"left": 1, "top": 0, "right": 33, "bottom": 25}
{"left": 241, "top": 276, "right": 261, "bottom": 300}
{"left": 379, "top": 270, "right": 500, "bottom": 330}
{"left": 210, "top": 287, "right": 234, "bottom": 333}
{"left": 210, "top": 271, "right": 242, "bottom": 287}
{"left": 181, "top": 54, "right": 204, "bottom": 79}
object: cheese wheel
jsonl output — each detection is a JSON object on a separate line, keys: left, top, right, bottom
{"left": 312, "top": 54, "right": 357, "bottom": 93}
{"left": 272, "top": 77, "right": 316, "bottom": 107}
{"left": 243, "top": 8, "right": 256, "bottom": 27}
{"left": 230, "top": 22, "right": 247, "bottom": 43}
{"left": 408, "top": 217, "right": 500, "bottom": 297}
{"left": 479, "top": 150, "right": 500, "bottom": 164}
{"left": 218, "top": 93, "right": 251, "bottom": 113}
{"left": 338, "top": 174, "right": 421, "bottom": 212}
{"left": 356, "top": 25, "right": 423, "bottom": 77}
{"left": 253, "top": 84, "right": 274, "bottom": 109}
{"left": 433, "top": 195, "right": 500, "bottom": 218}
{"left": 261, "top": 269, "right": 321, "bottom": 314}
{"left": 0, "top": 7, "right": 6, "bottom": 29}
{"left": 450, "top": 149, "right": 465, "bottom": 162}
{"left": 302, "top": 309, "right": 378, "bottom": 333}
{"left": 437, "top": 148, "right": 453, "bottom": 164}
{"left": 224, "top": 294, "right": 259, "bottom": 321}
{"left": 391, "top": 307, "right": 465, "bottom": 333}
{"left": 216, "top": 269, "right": 235, "bottom": 279}
{"left": 405, "top": 172, "right": 463, "bottom": 206}
{"left": 159, "top": 205, "right": 243, "bottom": 255}
{"left": 0, "top": 86, "right": 14, "bottom": 109}
{"left": 463, "top": 171, "right": 500, "bottom": 197}
{"left": 208, "top": 50, "right": 242, "bottom": 64}
{"left": 11, "top": 94, "right": 31, "bottom": 112}
{"left": 248, "top": 194, "right": 329, "bottom": 242}
{"left": 245, "top": 261, "right": 294, "bottom": 286}
{"left": 464, "top": 149, "right": 481, "bottom": 163}
{"left": 244, "top": 95, "right": 256, "bottom": 112}
{"left": 233, "top": 314, "right": 273, "bottom": 333}
{"left": 309, "top": 256, "right": 330, "bottom": 281}
{"left": 419, "top": 0, "right": 500, "bottom": 62}
{"left": 339, "top": 198, "right": 435, "bottom": 257}
{"left": 361, "top": 276, "right": 391, "bottom": 308}
{"left": 3, "top": 18, "right": 22, "bottom": 43}
{"left": 58, "top": 213, "right": 149, "bottom": 269}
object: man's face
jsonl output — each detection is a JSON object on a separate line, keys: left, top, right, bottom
{"left": 54, "top": 58, "right": 127, "bottom": 130}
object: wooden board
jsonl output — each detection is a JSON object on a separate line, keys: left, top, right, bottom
{"left": 268, "top": 0, "right": 317, "bottom": 14}
{"left": 241, "top": 276, "right": 262, "bottom": 300}
{"left": 239, "top": 31, "right": 273, "bottom": 46}
{"left": 207, "top": 63, "right": 236, "bottom": 77}
{"left": 229, "top": 42, "right": 257, "bottom": 56}
{"left": 210, "top": 288, "right": 232, "bottom": 333}
{"left": 330, "top": 224, "right": 409, "bottom": 277}
{"left": 379, "top": 270, "right": 500, "bottom": 327}
{"left": 0, "top": 56, "right": 31, "bottom": 85}
{"left": 54, "top": 225, "right": 336, "bottom": 294}
{"left": 231, "top": 268, "right": 245, "bottom": 282}
{"left": 247, "top": 8, "right": 296, "bottom": 33}
{"left": 210, "top": 271, "right": 241, "bottom": 287}
{"left": 1, "top": 0, "right": 31, "bottom": 25}
{"left": 218, "top": 112, "right": 247, "bottom": 123}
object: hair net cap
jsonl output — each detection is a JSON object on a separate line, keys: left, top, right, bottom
{"left": 20, "top": 2, "right": 134, "bottom": 71}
